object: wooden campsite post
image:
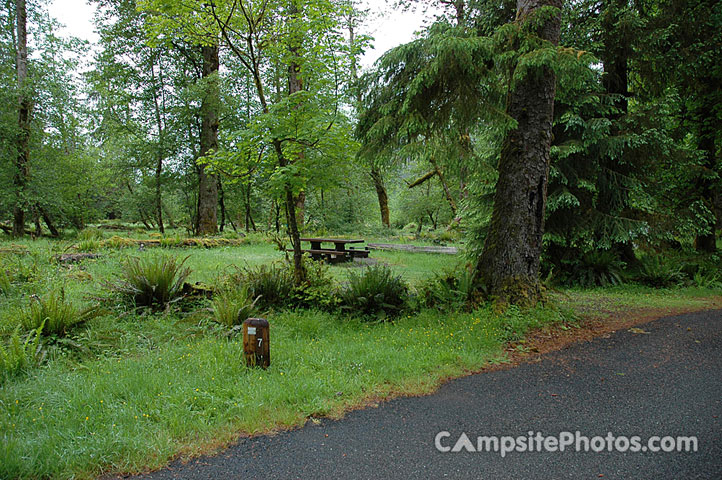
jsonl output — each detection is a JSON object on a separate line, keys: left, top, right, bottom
{"left": 243, "top": 317, "right": 270, "bottom": 368}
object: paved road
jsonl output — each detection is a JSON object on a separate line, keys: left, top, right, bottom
{"left": 125, "top": 310, "right": 722, "bottom": 480}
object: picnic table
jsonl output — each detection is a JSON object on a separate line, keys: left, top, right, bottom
{"left": 296, "top": 237, "right": 369, "bottom": 263}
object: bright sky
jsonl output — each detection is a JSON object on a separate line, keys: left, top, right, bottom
{"left": 46, "top": 0, "right": 442, "bottom": 69}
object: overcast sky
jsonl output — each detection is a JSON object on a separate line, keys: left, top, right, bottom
{"left": 46, "top": 0, "right": 441, "bottom": 68}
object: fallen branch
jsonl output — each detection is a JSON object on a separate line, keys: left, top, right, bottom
{"left": 406, "top": 170, "right": 437, "bottom": 188}
{"left": 54, "top": 253, "right": 102, "bottom": 263}
{"left": 99, "top": 236, "right": 248, "bottom": 249}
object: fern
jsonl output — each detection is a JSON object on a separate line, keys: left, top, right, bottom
{"left": 0, "top": 324, "right": 45, "bottom": 382}
{"left": 338, "top": 265, "right": 409, "bottom": 318}
{"left": 22, "top": 289, "right": 103, "bottom": 337}
{"left": 109, "top": 254, "right": 191, "bottom": 307}
{"left": 636, "top": 256, "right": 684, "bottom": 288}
{"left": 212, "top": 286, "right": 259, "bottom": 327}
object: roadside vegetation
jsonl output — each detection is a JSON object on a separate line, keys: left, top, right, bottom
{"left": 1, "top": 229, "right": 720, "bottom": 479}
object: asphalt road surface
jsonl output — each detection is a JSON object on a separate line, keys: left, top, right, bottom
{"left": 122, "top": 310, "right": 722, "bottom": 480}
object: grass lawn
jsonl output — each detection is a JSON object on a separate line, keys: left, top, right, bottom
{"left": 0, "top": 235, "right": 720, "bottom": 479}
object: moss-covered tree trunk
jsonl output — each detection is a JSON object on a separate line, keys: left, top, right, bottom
{"left": 196, "top": 44, "right": 219, "bottom": 236}
{"left": 13, "top": 0, "right": 31, "bottom": 238}
{"left": 473, "top": 0, "right": 562, "bottom": 304}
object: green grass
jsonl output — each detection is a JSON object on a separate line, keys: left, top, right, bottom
{"left": 0, "top": 235, "right": 720, "bottom": 479}
{"left": 0, "top": 306, "right": 566, "bottom": 479}
{"left": 556, "top": 284, "right": 722, "bottom": 317}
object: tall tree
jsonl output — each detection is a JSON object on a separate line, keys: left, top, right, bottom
{"left": 473, "top": 0, "right": 562, "bottom": 303}
{"left": 648, "top": 0, "right": 721, "bottom": 252}
{"left": 542, "top": 0, "right": 652, "bottom": 272}
{"left": 196, "top": 43, "right": 219, "bottom": 235}
{"left": 1, "top": 1, "right": 101, "bottom": 234}
{"left": 12, "top": 0, "right": 30, "bottom": 237}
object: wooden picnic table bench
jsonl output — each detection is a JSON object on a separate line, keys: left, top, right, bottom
{"left": 292, "top": 237, "right": 369, "bottom": 263}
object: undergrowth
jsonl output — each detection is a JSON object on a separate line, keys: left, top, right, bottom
{"left": 108, "top": 254, "right": 191, "bottom": 308}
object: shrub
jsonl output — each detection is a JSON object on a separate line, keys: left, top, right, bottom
{"left": 0, "top": 325, "right": 44, "bottom": 383}
{"left": 0, "top": 253, "right": 40, "bottom": 284}
{"left": 239, "top": 263, "right": 295, "bottom": 311}
{"left": 636, "top": 255, "right": 684, "bottom": 288}
{"left": 418, "top": 267, "right": 475, "bottom": 311}
{"left": 109, "top": 254, "right": 192, "bottom": 307}
{"left": 291, "top": 258, "right": 339, "bottom": 310}
{"left": 22, "top": 289, "right": 103, "bottom": 337}
{"left": 226, "top": 258, "right": 337, "bottom": 311}
{"left": 564, "top": 250, "right": 625, "bottom": 287}
{"left": 402, "top": 222, "right": 418, "bottom": 233}
{"left": 437, "top": 229, "right": 461, "bottom": 244}
{"left": 338, "top": 265, "right": 408, "bottom": 318}
{"left": 212, "top": 286, "right": 259, "bottom": 327}
{"left": 221, "top": 230, "right": 243, "bottom": 240}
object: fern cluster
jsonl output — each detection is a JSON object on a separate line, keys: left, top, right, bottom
{"left": 338, "top": 265, "right": 409, "bottom": 318}
{"left": 22, "top": 289, "right": 103, "bottom": 337}
{"left": 0, "top": 325, "right": 44, "bottom": 383}
{"left": 108, "top": 255, "right": 191, "bottom": 307}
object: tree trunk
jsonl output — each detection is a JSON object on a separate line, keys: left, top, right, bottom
{"left": 138, "top": 209, "right": 152, "bottom": 229}
{"left": 244, "top": 183, "right": 252, "bottom": 233}
{"left": 155, "top": 153, "right": 164, "bottom": 234}
{"left": 39, "top": 206, "right": 60, "bottom": 237}
{"left": 278, "top": 144, "right": 305, "bottom": 283}
{"left": 150, "top": 51, "right": 165, "bottom": 234}
{"left": 218, "top": 177, "right": 226, "bottom": 232}
{"left": 196, "top": 44, "right": 219, "bottom": 235}
{"left": 473, "top": 0, "right": 562, "bottom": 304}
{"left": 274, "top": 201, "right": 280, "bottom": 233}
{"left": 32, "top": 207, "right": 42, "bottom": 238}
{"left": 13, "top": 0, "right": 30, "bottom": 238}
{"left": 370, "top": 167, "right": 390, "bottom": 227}
{"left": 294, "top": 190, "right": 306, "bottom": 230}
{"left": 283, "top": 1, "right": 306, "bottom": 284}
